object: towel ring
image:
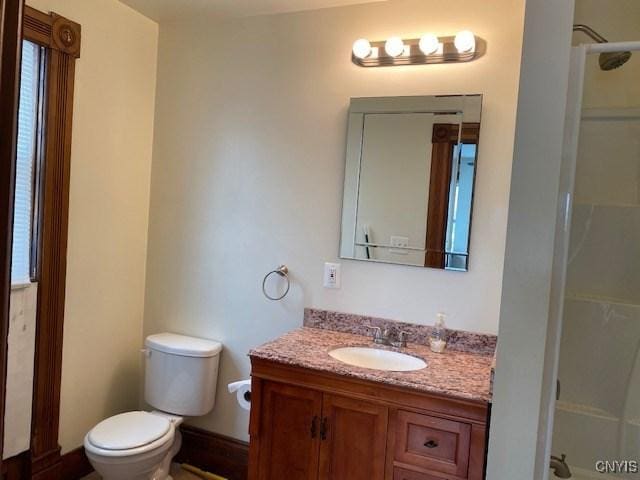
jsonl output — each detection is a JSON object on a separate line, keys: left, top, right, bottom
{"left": 262, "top": 265, "right": 290, "bottom": 301}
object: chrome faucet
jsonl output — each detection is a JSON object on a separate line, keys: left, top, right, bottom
{"left": 391, "top": 331, "right": 409, "bottom": 348}
{"left": 368, "top": 326, "right": 389, "bottom": 345}
{"left": 550, "top": 454, "right": 572, "bottom": 478}
{"left": 367, "top": 326, "right": 409, "bottom": 348}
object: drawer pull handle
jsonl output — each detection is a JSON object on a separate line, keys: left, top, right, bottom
{"left": 310, "top": 416, "right": 319, "bottom": 438}
{"left": 424, "top": 440, "right": 439, "bottom": 449}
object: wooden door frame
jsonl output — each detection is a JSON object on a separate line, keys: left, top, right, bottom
{"left": 21, "top": 6, "right": 81, "bottom": 478}
{"left": 0, "top": 0, "right": 25, "bottom": 472}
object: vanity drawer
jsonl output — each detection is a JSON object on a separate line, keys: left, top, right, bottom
{"left": 393, "top": 467, "right": 446, "bottom": 480}
{"left": 394, "top": 410, "right": 471, "bottom": 477}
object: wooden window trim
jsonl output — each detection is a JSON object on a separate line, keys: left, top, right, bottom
{"left": 425, "top": 123, "right": 480, "bottom": 269}
{"left": 22, "top": 6, "right": 81, "bottom": 478}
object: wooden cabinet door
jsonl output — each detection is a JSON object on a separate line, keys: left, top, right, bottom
{"left": 257, "top": 382, "right": 323, "bottom": 480}
{"left": 318, "top": 394, "right": 388, "bottom": 480}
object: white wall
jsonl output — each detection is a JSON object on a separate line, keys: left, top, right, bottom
{"left": 486, "top": 0, "right": 575, "bottom": 478}
{"left": 24, "top": 0, "right": 158, "bottom": 453}
{"left": 145, "top": 0, "right": 524, "bottom": 440}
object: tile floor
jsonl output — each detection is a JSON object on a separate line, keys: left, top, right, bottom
{"left": 82, "top": 463, "right": 202, "bottom": 479}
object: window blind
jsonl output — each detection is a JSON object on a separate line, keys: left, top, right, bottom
{"left": 11, "top": 41, "right": 41, "bottom": 284}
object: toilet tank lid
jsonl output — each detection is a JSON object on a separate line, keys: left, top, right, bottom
{"left": 145, "top": 332, "right": 222, "bottom": 357}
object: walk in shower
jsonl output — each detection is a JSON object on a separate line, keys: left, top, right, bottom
{"left": 551, "top": 23, "right": 640, "bottom": 480}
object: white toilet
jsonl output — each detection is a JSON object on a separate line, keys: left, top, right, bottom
{"left": 84, "top": 333, "right": 222, "bottom": 480}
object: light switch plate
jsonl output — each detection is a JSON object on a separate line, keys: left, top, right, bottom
{"left": 323, "top": 263, "right": 341, "bottom": 289}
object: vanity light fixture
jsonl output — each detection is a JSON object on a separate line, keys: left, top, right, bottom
{"left": 384, "top": 36, "right": 405, "bottom": 57}
{"left": 352, "top": 31, "right": 482, "bottom": 67}
{"left": 454, "top": 30, "right": 476, "bottom": 53}
{"left": 352, "top": 38, "right": 372, "bottom": 59}
{"left": 419, "top": 34, "right": 441, "bottom": 55}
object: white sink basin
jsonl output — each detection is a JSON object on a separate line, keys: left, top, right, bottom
{"left": 328, "top": 347, "right": 427, "bottom": 372}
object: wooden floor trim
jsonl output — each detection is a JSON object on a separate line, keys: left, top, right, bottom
{"left": 4, "top": 428, "right": 248, "bottom": 480}
{"left": 2, "top": 446, "right": 92, "bottom": 479}
{"left": 60, "top": 446, "right": 93, "bottom": 480}
{"left": 176, "top": 425, "right": 249, "bottom": 480}
{"left": 1, "top": 451, "right": 30, "bottom": 479}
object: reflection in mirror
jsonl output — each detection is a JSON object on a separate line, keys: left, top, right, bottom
{"left": 339, "top": 95, "right": 482, "bottom": 271}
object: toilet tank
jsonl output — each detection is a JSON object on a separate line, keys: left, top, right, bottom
{"left": 144, "top": 333, "right": 222, "bottom": 416}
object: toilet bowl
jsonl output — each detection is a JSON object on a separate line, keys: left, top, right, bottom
{"left": 84, "top": 333, "right": 222, "bottom": 480}
{"left": 84, "top": 411, "right": 182, "bottom": 480}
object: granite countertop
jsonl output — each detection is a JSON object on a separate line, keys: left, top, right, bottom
{"left": 249, "top": 327, "right": 494, "bottom": 403}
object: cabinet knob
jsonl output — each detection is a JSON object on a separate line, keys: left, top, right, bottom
{"left": 424, "top": 439, "right": 439, "bottom": 449}
{"left": 310, "top": 416, "right": 319, "bottom": 438}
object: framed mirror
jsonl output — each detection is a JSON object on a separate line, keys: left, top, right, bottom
{"left": 339, "top": 95, "right": 482, "bottom": 271}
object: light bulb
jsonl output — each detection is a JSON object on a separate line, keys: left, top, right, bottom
{"left": 385, "top": 37, "right": 405, "bottom": 57}
{"left": 454, "top": 30, "right": 476, "bottom": 53}
{"left": 419, "top": 34, "right": 440, "bottom": 55}
{"left": 352, "top": 38, "right": 372, "bottom": 59}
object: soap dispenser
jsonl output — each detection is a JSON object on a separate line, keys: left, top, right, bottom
{"left": 430, "top": 313, "right": 447, "bottom": 353}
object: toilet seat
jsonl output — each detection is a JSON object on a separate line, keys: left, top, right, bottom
{"left": 85, "top": 411, "right": 175, "bottom": 458}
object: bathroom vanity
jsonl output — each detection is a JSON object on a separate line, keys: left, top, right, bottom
{"left": 248, "top": 309, "right": 495, "bottom": 480}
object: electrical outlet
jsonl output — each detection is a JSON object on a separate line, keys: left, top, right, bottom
{"left": 323, "top": 263, "right": 341, "bottom": 289}
{"left": 390, "top": 236, "right": 409, "bottom": 255}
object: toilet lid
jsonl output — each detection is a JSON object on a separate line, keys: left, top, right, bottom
{"left": 88, "top": 411, "right": 171, "bottom": 450}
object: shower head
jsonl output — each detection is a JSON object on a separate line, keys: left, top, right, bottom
{"left": 573, "top": 24, "right": 632, "bottom": 71}
{"left": 599, "top": 50, "right": 632, "bottom": 71}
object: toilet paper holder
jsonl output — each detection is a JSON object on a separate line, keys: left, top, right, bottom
{"left": 228, "top": 379, "right": 252, "bottom": 411}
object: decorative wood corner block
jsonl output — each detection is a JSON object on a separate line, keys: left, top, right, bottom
{"left": 23, "top": 6, "right": 82, "bottom": 58}
{"left": 51, "top": 13, "right": 81, "bottom": 58}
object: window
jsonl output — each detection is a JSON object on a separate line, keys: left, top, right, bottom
{"left": 11, "top": 40, "right": 44, "bottom": 284}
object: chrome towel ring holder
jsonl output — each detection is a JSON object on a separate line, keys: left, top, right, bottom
{"left": 262, "top": 265, "right": 290, "bottom": 301}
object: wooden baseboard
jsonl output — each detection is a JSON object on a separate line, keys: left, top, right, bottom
{"left": 30, "top": 446, "right": 61, "bottom": 479}
{"left": 176, "top": 425, "right": 249, "bottom": 480}
{"left": 31, "top": 462, "right": 61, "bottom": 480}
{"left": 2, "top": 447, "right": 88, "bottom": 479}
{"left": 3, "top": 428, "right": 246, "bottom": 480}
{"left": 2, "top": 446, "right": 91, "bottom": 480}
{"left": 1, "top": 451, "right": 30, "bottom": 479}
{"left": 60, "top": 446, "right": 93, "bottom": 480}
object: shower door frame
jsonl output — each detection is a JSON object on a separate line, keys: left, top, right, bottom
{"left": 542, "top": 40, "right": 640, "bottom": 480}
